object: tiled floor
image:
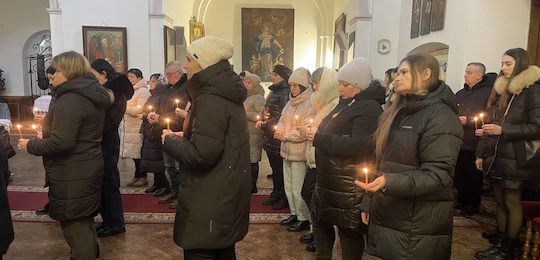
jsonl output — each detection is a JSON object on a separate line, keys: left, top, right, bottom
{"left": 4, "top": 131, "right": 494, "bottom": 259}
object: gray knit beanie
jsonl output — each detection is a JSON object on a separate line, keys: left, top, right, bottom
{"left": 337, "top": 57, "right": 373, "bottom": 90}
{"left": 243, "top": 71, "right": 261, "bottom": 86}
{"left": 187, "top": 36, "right": 233, "bottom": 69}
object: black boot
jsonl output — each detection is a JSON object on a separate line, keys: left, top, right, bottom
{"left": 272, "top": 196, "right": 288, "bottom": 210}
{"left": 475, "top": 233, "right": 504, "bottom": 259}
{"left": 487, "top": 237, "right": 518, "bottom": 260}
{"left": 482, "top": 229, "right": 499, "bottom": 240}
{"left": 262, "top": 192, "right": 280, "bottom": 205}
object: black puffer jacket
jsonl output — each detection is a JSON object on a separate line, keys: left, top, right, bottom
{"left": 311, "top": 83, "right": 384, "bottom": 230}
{"left": 163, "top": 60, "right": 251, "bottom": 249}
{"left": 158, "top": 74, "right": 189, "bottom": 132}
{"left": 0, "top": 144, "right": 13, "bottom": 256}
{"left": 456, "top": 73, "right": 496, "bottom": 151}
{"left": 140, "top": 84, "right": 167, "bottom": 173}
{"left": 28, "top": 74, "right": 111, "bottom": 221}
{"left": 261, "top": 80, "right": 290, "bottom": 156}
{"left": 364, "top": 82, "right": 462, "bottom": 260}
{"left": 477, "top": 66, "right": 540, "bottom": 181}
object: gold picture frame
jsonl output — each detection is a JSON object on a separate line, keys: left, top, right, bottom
{"left": 189, "top": 21, "right": 205, "bottom": 43}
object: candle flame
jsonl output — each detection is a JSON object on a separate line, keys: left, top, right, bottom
{"left": 32, "top": 124, "right": 37, "bottom": 130}
{"left": 17, "top": 124, "right": 21, "bottom": 129}
{"left": 175, "top": 99, "right": 180, "bottom": 104}
{"left": 165, "top": 118, "right": 170, "bottom": 123}
{"left": 137, "top": 105, "right": 141, "bottom": 108}
{"left": 256, "top": 115, "right": 260, "bottom": 120}
{"left": 309, "top": 119, "right": 313, "bottom": 124}
{"left": 474, "top": 117, "right": 478, "bottom": 121}
{"left": 295, "top": 115, "right": 299, "bottom": 120}
{"left": 363, "top": 167, "right": 368, "bottom": 174}
{"left": 479, "top": 113, "right": 484, "bottom": 118}
{"left": 274, "top": 125, "right": 278, "bottom": 130}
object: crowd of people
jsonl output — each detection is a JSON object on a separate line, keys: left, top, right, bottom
{"left": 0, "top": 33, "right": 539, "bottom": 260}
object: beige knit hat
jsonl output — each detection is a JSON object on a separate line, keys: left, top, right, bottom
{"left": 243, "top": 71, "right": 261, "bottom": 86}
{"left": 288, "top": 67, "right": 310, "bottom": 87}
{"left": 187, "top": 36, "right": 234, "bottom": 69}
{"left": 337, "top": 57, "right": 373, "bottom": 90}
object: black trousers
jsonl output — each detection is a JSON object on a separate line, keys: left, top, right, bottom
{"left": 100, "top": 149, "right": 125, "bottom": 229}
{"left": 313, "top": 219, "right": 365, "bottom": 260}
{"left": 153, "top": 171, "right": 170, "bottom": 190}
{"left": 184, "top": 244, "right": 236, "bottom": 260}
{"left": 454, "top": 150, "right": 483, "bottom": 209}
{"left": 133, "top": 159, "right": 147, "bottom": 178}
{"left": 301, "top": 167, "right": 317, "bottom": 209}
{"left": 266, "top": 152, "right": 284, "bottom": 196}
{"left": 251, "top": 163, "right": 259, "bottom": 191}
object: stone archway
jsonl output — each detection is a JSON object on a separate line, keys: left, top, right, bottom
{"left": 22, "top": 30, "right": 52, "bottom": 97}
{"left": 408, "top": 42, "right": 449, "bottom": 81}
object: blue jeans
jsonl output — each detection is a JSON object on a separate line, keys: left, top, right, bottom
{"left": 162, "top": 151, "right": 179, "bottom": 193}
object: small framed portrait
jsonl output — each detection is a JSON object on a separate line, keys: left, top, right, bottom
{"left": 189, "top": 21, "right": 205, "bottom": 43}
{"left": 82, "top": 26, "right": 128, "bottom": 73}
{"left": 164, "top": 26, "right": 176, "bottom": 65}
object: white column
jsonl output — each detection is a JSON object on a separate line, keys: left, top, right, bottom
{"left": 149, "top": 0, "right": 166, "bottom": 74}
{"left": 47, "top": 0, "right": 64, "bottom": 56}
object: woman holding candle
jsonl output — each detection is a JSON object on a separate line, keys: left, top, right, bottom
{"left": 274, "top": 67, "right": 316, "bottom": 232}
{"left": 140, "top": 73, "right": 173, "bottom": 198}
{"left": 18, "top": 51, "right": 111, "bottom": 259}
{"left": 122, "top": 68, "right": 151, "bottom": 187}
{"left": 355, "top": 53, "right": 462, "bottom": 260}
{"left": 310, "top": 58, "right": 384, "bottom": 259}
{"left": 90, "top": 59, "right": 134, "bottom": 238}
{"left": 242, "top": 71, "right": 266, "bottom": 193}
{"left": 474, "top": 48, "right": 540, "bottom": 260}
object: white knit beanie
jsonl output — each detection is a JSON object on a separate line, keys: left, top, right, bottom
{"left": 288, "top": 67, "right": 309, "bottom": 87}
{"left": 187, "top": 36, "right": 234, "bottom": 69}
{"left": 337, "top": 57, "right": 373, "bottom": 90}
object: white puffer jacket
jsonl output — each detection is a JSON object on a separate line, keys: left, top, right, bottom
{"left": 120, "top": 79, "right": 151, "bottom": 159}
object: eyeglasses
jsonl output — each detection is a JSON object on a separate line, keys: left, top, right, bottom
{"left": 165, "top": 71, "right": 180, "bottom": 77}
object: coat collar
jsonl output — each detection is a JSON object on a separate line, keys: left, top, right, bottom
{"left": 494, "top": 65, "right": 540, "bottom": 95}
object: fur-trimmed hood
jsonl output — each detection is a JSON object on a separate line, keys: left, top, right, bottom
{"left": 494, "top": 65, "right": 540, "bottom": 95}
{"left": 311, "top": 67, "right": 340, "bottom": 110}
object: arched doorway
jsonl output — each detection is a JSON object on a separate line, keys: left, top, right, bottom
{"left": 408, "top": 42, "right": 449, "bottom": 81}
{"left": 22, "top": 30, "right": 52, "bottom": 97}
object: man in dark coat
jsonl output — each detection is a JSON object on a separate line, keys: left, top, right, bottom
{"left": 257, "top": 64, "right": 291, "bottom": 209}
{"left": 149, "top": 61, "right": 189, "bottom": 207}
{"left": 162, "top": 36, "right": 251, "bottom": 258}
{"left": 0, "top": 140, "right": 13, "bottom": 258}
{"left": 454, "top": 63, "right": 496, "bottom": 215}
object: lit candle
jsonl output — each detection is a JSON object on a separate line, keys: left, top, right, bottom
{"left": 175, "top": 99, "right": 180, "bottom": 108}
{"left": 137, "top": 105, "right": 141, "bottom": 109}
{"left": 148, "top": 105, "right": 154, "bottom": 113}
{"left": 479, "top": 112, "right": 485, "bottom": 125}
{"left": 474, "top": 117, "right": 478, "bottom": 130}
{"left": 31, "top": 124, "right": 39, "bottom": 134}
{"left": 16, "top": 124, "right": 22, "bottom": 139}
{"left": 256, "top": 115, "right": 260, "bottom": 121}
{"left": 363, "top": 167, "right": 369, "bottom": 184}
{"left": 274, "top": 125, "right": 278, "bottom": 131}
{"left": 309, "top": 118, "right": 314, "bottom": 125}
{"left": 295, "top": 115, "right": 299, "bottom": 120}
{"left": 165, "top": 118, "right": 170, "bottom": 130}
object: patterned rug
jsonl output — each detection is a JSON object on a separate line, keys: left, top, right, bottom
{"left": 7, "top": 185, "right": 489, "bottom": 227}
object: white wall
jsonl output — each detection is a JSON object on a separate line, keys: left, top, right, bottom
{"left": 0, "top": 0, "right": 50, "bottom": 96}
{"left": 397, "top": 0, "right": 531, "bottom": 92}
{"left": 56, "top": 0, "right": 152, "bottom": 78}
{"left": 369, "top": 0, "right": 402, "bottom": 80}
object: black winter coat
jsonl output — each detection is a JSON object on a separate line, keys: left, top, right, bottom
{"left": 140, "top": 84, "right": 167, "bottom": 173}
{"left": 101, "top": 74, "right": 133, "bottom": 191}
{"left": 477, "top": 66, "right": 540, "bottom": 184}
{"left": 163, "top": 60, "right": 251, "bottom": 249}
{"left": 311, "top": 84, "right": 384, "bottom": 230}
{"left": 158, "top": 74, "right": 189, "bottom": 132}
{"left": 28, "top": 74, "right": 111, "bottom": 221}
{"left": 0, "top": 145, "right": 13, "bottom": 256}
{"left": 261, "top": 80, "right": 290, "bottom": 156}
{"left": 364, "top": 82, "right": 462, "bottom": 260}
{"left": 456, "top": 73, "right": 496, "bottom": 151}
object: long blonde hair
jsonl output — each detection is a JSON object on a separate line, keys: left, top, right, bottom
{"left": 374, "top": 53, "right": 440, "bottom": 162}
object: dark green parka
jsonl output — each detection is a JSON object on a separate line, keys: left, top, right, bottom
{"left": 364, "top": 83, "right": 462, "bottom": 260}
{"left": 28, "top": 74, "right": 110, "bottom": 221}
{"left": 163, "top": 60, "right": 251, "bottom": 250}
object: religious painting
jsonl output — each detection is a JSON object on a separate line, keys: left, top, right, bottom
{"left": 420, "top": 0, "right": 433, "bottom": 35}
{"left": 241, "top": 8, "right": 294, "bottom": 82}
{"left": 411, "top": 0, "right": 421, "bottom": 38}
{"left": 333, "top": 13, "right": 346, "bottom": 69}
{"left": 431, "top": 0, "right": 447, "bottom": 31}
{"left": 189, "top": 21, "right": 205, "bottom": 43}
{"left": 164, "top": 26, "right": 176, "bottom": 65}
{"left": 82, "top": 26, "right": 127, "bottom": 73}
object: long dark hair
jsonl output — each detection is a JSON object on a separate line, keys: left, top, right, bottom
{"left": 487, "top": 48, "right": 530, "bottom": 110}
{"left": 90, "top": 59, "right": 118, "bottom": 82}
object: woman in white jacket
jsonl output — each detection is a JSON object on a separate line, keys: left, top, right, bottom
{"left": 122, "top": 68, "right": 151, "bottom": 187}
{"left": 275, "top": 68, "right": 316, "bottom": 232}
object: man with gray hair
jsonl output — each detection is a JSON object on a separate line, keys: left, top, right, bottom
{"left": 147, "top": 61, "right": 189, "bottom": 208}
{"left": 454, "top": 62, "right": 496, "bottom": 216}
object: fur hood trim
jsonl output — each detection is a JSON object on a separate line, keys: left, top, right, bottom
{"left": 494, "top": 65, "right": 540, "bottom": 95}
